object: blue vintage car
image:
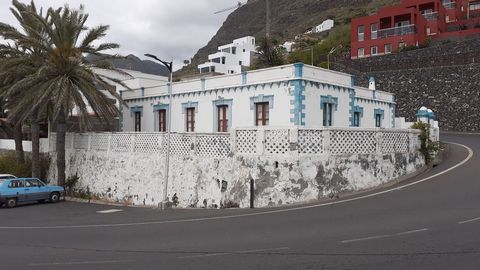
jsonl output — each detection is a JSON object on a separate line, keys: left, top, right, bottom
{"left": 0, "top": 178, "right": 65, "bottom": 208}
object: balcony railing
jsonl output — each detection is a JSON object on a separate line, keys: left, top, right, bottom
{"left": 443, "top": 1, "right": 456, "bottom": 9}
{"left": 378, "top": 24, "right": 416, "bottom": 38}
{"left": 422, "top": 11, "right": 439, "bottom": 20}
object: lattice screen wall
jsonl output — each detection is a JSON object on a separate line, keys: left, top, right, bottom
{"left": 330, "top": 130, "right": 377, "bottom": 155}
{"left": 298, "top": 129, "right": 324, "bottom": 154}
{"left": 50, "top": 128, "right": 420, "bottom": 158}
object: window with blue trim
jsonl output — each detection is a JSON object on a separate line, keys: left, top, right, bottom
{"left": 134, "top": 111, "right": 141, "bottom": 131}
{"left": 354, "top": 112, "right": 361, "bottom": 127}
{"left": 375, "top": 114, "right": 382, "bottom": 127}
{"left": 217, "top": 105, "right": 228, "bottom": 132}
{"left": 158, "top": 109, "right": 167, "bottom": 132}
{"left": 322, "top": 103, "right": 333, "bottom": 127}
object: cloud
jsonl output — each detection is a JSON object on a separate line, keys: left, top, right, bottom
{"left": 0, "top": 0, "right": 241, "bottom": 70}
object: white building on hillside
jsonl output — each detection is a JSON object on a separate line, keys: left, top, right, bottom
{"left": 120, "top": 63, "right": 398, "bottom": 133}
{"left": 198, "top": 36, "right": 256, "bottom": 75}
{"left": 282, "top": 41, "right": 295, "bottom": 52}
{"left": 313, "top": 19, "right": 334, "bottom": 33}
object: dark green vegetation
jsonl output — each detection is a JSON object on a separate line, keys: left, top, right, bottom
{"left": 411, "top": 122, "right": 440, "bottom": 163}
{"left": 0, "top": 151, "right": 50, "bottom": 179}
{"left": 177, "top": 0, "right": 399, "bottom": 75}
{"left": 0, "top": 0, "right": 127, "bottom": 185}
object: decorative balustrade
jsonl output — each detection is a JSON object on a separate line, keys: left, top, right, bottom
{"left": 50, "top": 127, "right": 420, "bottom": 158}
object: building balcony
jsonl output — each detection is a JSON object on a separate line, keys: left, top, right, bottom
{"left": 442, "top": 1, "right": 456, "bottom": 9}
{"left": 378, "top": 24, "right": 416, "bottom": 38}
{"left": 422, "top": 11, "right": 439, "bottom": 21}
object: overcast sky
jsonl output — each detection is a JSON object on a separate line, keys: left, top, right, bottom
{"left": 0, "top": 0, "right": 240, "bottom": 70}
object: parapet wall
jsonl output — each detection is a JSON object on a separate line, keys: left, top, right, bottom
{"left": 48, "top": 128, "right": 424, "bottom": 208}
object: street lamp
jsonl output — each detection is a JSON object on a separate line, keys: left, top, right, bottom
{"left": 327, "top": 44, "right": 343, "bottom": 70}
{"left": 144, "top": 53, "right": 173, "bottom": 207}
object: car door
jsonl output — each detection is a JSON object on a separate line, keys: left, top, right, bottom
{"left": 7, "top": 180, "right": 27, "bottom": 202}
{"left": 24, "top": 179, "right": 47, "bottom": 201}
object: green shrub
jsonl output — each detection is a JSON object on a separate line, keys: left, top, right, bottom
{"left": 0, "top": 151, "right": 51, "bottom": 179}
{"left": 411, "top": 122, "right": 439, "bottom": 163}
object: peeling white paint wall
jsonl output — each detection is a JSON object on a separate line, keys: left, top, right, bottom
{"left": 49, "top": 146, "right": 424, "bottom": 208}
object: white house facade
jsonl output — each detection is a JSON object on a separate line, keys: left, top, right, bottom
{"left": 313, "top": 19, "right": 334, "bottom": 33}
{"left": 120, "top": 63, "right": 397, "bottom": 133}
{"left": 198, "top": 36, "right": 256, "bottom": 75}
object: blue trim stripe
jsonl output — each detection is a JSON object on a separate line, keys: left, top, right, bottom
{"left": 290, "top": 80, "right": 305, "bottom": 126}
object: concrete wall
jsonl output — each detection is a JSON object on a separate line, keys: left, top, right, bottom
{"left": 49, "top": 147, "right": 423, "bottom": 208}
{"left": 0, "top": 139, "right": 49, "bottom": 153}
{"left": 47, "top": 128, "right": 424, "bottom": 208}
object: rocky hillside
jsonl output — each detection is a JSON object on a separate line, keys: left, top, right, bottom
{"left": 177, "top": 0, "right": 398, "bottom": 75}
{"left": 87, "top": 54, "right": 170, "bottom": 76}
{"left": 334, "top": 38, "right": 480, "bottom": 132}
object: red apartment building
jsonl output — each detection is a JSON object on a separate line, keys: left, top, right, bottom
{"left": 351, "top": 0, "right": 480, "bottom": 58}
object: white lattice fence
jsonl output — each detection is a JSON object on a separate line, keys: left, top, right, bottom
{"left": 110, "top": 134, "right": 132, "bottom": 152}
{"left": 298, "top": 129, "right": 324, "bottom": 154}
{"left": 134, "top": 134, "right": 165, "bottom": 154}
{"left": 381, "top": 131, "right": 409, "bottom": 153}
{"left": 264, "top": 129, "right": 290, "bottom": 154}
{"left": 330, "top": 130, "right": 377, "bottom": 155}
{"left": 235, "top": 129, "right": 257, "bottom": 154}
{"left": 195, "top": 135, "right": 231, "bottom": 158}
{"left": 51, "top": 128, "right": 420, "bottom": 157}
{"left": 74, "top": 134, "right": 89, "bottom": 150}
{"left": 90, "top": 134, "right": 109, "bottom": 151}
{"left": 169, "top": 134, "right": 193, "bottom": 156}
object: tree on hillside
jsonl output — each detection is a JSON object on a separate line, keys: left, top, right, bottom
{"left": 253, "top": 36, "right": 285, "bottom": 69}
{"left": 0, "top": 0, "right": 128, "bottom": 185}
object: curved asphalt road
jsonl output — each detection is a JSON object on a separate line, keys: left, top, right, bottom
{"left": 1, "top": 133, "right": 479, "bottom": 270}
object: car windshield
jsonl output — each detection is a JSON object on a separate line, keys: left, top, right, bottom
{"left": 0, "top": 179, "right": 3, "bottom": 185}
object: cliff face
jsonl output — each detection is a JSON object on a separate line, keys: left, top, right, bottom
{"left": 177, "top": 0, "right": 399, "bottom": 76}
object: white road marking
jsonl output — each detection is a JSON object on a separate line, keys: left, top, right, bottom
{"left": 96, "top": 209, "right": 124, "bottom": 214}
{"left": 178, "top": 247, "right": 290, "bottom": 259}
{"left": 29, "top": 259, "right": 133, "bottom": 267}
{"left": 0, "top": 142, "right": 472, "bottom": 230}
{"left": 341, "top": 228, "right": 429, "bottom": 244}
{"left": 458, "top": 217, "right": 480, "bottom": 225}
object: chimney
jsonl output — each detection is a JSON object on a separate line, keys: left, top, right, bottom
{"left": 368, "top": 76, "right": 376, "bottom": 91}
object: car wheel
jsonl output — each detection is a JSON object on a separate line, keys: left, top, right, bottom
{"left": 49, "top": 192, "right": 60, "bottom": 203}
{"left": 6, "top": 198, "right": 17, "bottom": 208}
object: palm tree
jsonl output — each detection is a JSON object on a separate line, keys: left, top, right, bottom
{"left": 253, "top": 36, "right": 285, "bottom": 69}
{"left": 0, "top": 0, "right": 128, "bottom": 185}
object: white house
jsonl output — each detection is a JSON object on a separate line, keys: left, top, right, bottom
{"left": 120, "top": 63, "right": 397, "bottom": 133}
{"left": 313, "top": 19, "right": 334, "bottom": 33}
{"left": 281, "top": 41, "right": 295, "bottom": 53}
{"left": 198, "top": 36, "right": 256, "bottom": 75}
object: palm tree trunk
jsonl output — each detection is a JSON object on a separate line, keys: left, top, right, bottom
{"left": 13, "top": 122, "right": 25, "bottom": 164}
{"left": 31, "top": 114, "right": 40, "bottom": 178}
{"left": 56, "top": 110, "right": 66, "bottom": 186}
